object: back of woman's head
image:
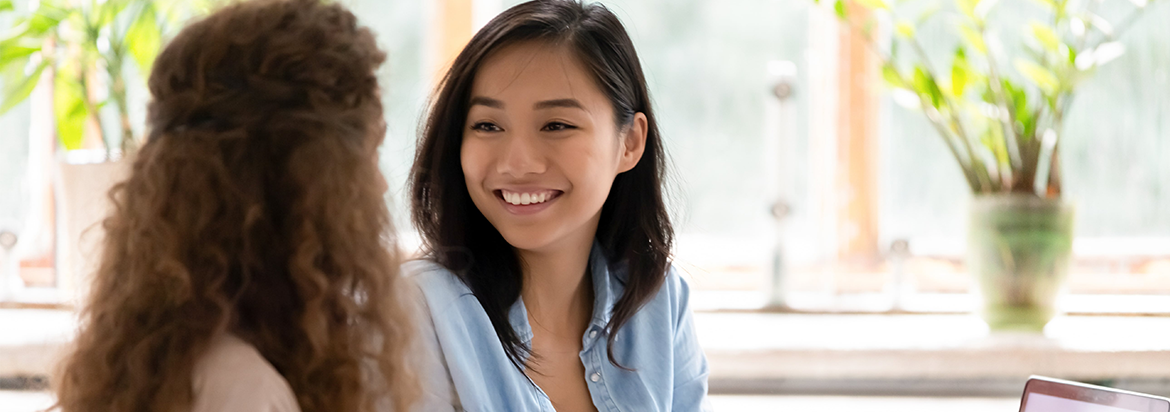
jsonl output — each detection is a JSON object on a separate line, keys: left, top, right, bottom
{"left": 55, "top": 1, "right": 417, "bottom": 411}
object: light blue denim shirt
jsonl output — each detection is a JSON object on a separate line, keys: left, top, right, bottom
{"left": 405, "top": 242, "right": 712, "bottom": 412}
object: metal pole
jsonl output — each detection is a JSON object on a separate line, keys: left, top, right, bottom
{"left": 765, "top": 60, "right": 797, "bottom": 310}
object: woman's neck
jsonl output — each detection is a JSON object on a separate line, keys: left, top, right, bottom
{"left": 518, "top": 228, "right": 596, "bottom": 340}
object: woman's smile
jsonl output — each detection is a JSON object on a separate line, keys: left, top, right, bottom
{"left": 495, "top": 188, "right": 565, "bottom": 215}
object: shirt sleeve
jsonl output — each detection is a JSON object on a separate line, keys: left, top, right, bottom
{"left": 407, "top": 276, "right": 463, "bottom": 412}
{"left": 670, "top": 268, "right": 715, "bottom": 412}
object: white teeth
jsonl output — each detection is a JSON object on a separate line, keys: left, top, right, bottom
{"left": 501, "top": 190, "right": 555, "bottom": 206}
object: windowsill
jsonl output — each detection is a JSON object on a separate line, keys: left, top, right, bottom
{"left": 695, "top": 310, "right": 1170, "bottom": 396}
{"left": 692, "top": 290, "right": 1170, "bottom": 315}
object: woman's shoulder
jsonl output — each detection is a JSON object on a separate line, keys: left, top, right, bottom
{"left": 191, "top": 334, "right": 300, "bottom": 412}
{"left": 401, "top": 258, "right": 453, "bottom": 280}
{"left": 659, "top": 264, "right": 694, "bottom": 316}
{"left": 402, "top": 259, "right": 471, "bottom": 300}
{"left": 617, "top": 262, "right": 694, "bottom": 329}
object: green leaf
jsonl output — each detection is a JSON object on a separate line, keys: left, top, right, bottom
{"left": 1003, "top": 79, "right": 1027, "bottom": 114}
{"left": 882, "top": 64, "right": 904, "bottom": 87}
{"left": 1029, "top": 22, "right": 1061, "bottom": 52}
{"left": 956, "top": 0, "right": 979, "bottom": 19}
{"left": 959, "top": 25, "right": 987, "bottom": 54}
{"left": 834, "top": 0, "right": 847, "bottom": 19}
{"left": 53, "top": 66, "right": 89, "bottom": 150}
{"left": 0, "top": 42, "right": 39, "bottom": 71}
{"left": 0, "top": 59, "right": 48, "bottom": 114}
{"left": 979, "top": 120, "right": 1009, "bottom": 167}
{"left": 951, "top": 48, "right": 970, "bottom": 96}
{"left": 25, "top": 4, "right": 71, "bottom": 37}
{"left": 855, "top": 0, "right": 891, "bottom": 10}
{"left": 0, "top": 0, "right": 13, "bottom": 14}
{"left": 1000, "top": 79, "right": 1036, "bottom": 139}
{"left": 1014, "top": 58, "right": 1060, "bottom": 94}
{"left": 125, "top": 3, "right": 162, "bottom": 74}
{"left": 895, "top": 21, "right": 916, "bottom": 38}
{"left": 913, "top": 66, "right": 943, "bottom": 108}
{"left": 94, "top": 0, "right": 136, "bottom": 32}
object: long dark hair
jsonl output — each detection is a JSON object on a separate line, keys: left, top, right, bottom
{"left": 409, "top": 0, "right": 672, "bottom": 370}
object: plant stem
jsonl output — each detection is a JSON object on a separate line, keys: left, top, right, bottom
{"left": 978, "top": 25, "right": 1024, "bottom": 185}
{"left": 76, "top": 63, "right": 109, "bottom": 154}
{"left": 106, "top": 39, "right": 135, "bottom": 155}
{"left": 824, "top": 3, "right": 983, "bottom": 191}
{"left": 112, "top": 75, "right": 134, "bottom": 155}
{"left": 907, "top": 37, "right": 993, "bottom": 192}
{"left": 922, "top": 103, "right": 982, "bottom": 192}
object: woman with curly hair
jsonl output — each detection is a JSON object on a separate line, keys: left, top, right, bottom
{"left": 52, "top": 0, "right": 418, "bottom": 411}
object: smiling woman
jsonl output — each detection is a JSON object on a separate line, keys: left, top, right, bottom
{"left": 461, "top": 40, "right": 647, "bottom": 252}
{"left": 406, "top": 1, "right": 710, "bottom": 411}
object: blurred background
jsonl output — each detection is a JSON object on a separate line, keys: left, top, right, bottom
{"left": 1, "top": 0, "right": 1168, "bottom": 410}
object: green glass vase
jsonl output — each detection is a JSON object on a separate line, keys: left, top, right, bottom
{"left": 968, "top": 195, "right": 1075, "bottom": 332}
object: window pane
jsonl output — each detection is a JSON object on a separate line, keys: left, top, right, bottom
{"left": 501, "top": 0, "right": 814, "bottom": 274}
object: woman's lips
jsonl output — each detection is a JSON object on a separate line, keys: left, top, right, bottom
{"left": 494, "top": 189, "right": 563, "bottom": 215}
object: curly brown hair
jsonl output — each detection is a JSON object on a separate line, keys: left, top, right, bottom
{"left": 53, "top": 1, "right": 417, "bottom": 411}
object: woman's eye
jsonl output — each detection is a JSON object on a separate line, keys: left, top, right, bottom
{"left": 471, "top": 122, "right": 502, "bottom": 132}
{"left": 542, "top": 122, "right": 575, "bottom": 132}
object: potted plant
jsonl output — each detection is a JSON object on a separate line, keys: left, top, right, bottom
{"left": 812, "top": 0, "right": 1161, "bottom": 330}
{"left": 0, "top": 0, "right": 206, "bottom": 302}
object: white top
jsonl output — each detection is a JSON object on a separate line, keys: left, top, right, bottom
{"left": 191, "top": 334, "right": 301, "bottom": 412}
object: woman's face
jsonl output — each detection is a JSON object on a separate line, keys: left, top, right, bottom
{"left": 461, "top": 41, "right": 646, "bottom": 254}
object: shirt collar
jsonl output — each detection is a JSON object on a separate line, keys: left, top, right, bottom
{"left": 508, "top": 295, "right": 533, "bottom": 344}
{"left": 508, "top": 239, "right": 623, "bottom": 344}
{"left": 589, "top": 239, "right": 618, "bottom": 330}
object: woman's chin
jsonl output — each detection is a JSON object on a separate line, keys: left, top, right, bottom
{"left": 498, "top": 230, "right": 557, "bottom": 253}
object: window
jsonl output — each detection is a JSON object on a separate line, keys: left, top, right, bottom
{"left": 3, "top": 0, "right": 1167, "bottom": 311}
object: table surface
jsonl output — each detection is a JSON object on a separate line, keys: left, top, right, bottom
{"left": 0, "top": 391, "right": 1022, "bottom": 412}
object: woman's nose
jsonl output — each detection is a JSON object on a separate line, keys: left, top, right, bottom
{"left": 497, "top": 133, "right": 545, "bottom": 177}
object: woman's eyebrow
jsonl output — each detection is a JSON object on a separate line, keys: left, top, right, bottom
{"left": 534, "top": 98, "right": 584, "bottom": 110}
{"left": 469, "top": 96, "right": 504, "bottom": 108}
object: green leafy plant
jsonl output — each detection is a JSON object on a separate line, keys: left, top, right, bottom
{"left": 813, "top": 0, "right": 1162, "bottom": 197}
{"left": 0, "top": 0, "right": 213, "bottom": 158}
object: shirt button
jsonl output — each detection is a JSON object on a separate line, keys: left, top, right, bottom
{"left": 590, "top": 373, "right": 601, "bottom": 383}
{"left": 589, "top": 330, "right": 598, "bottom": 339}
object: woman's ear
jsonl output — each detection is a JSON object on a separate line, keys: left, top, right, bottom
{"left": 617, "top": 112, "right": 648, "bottom": 174}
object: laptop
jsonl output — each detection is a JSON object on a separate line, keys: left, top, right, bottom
{"left": 1021, "top": 376, "right": 1170, "bottom": 412}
